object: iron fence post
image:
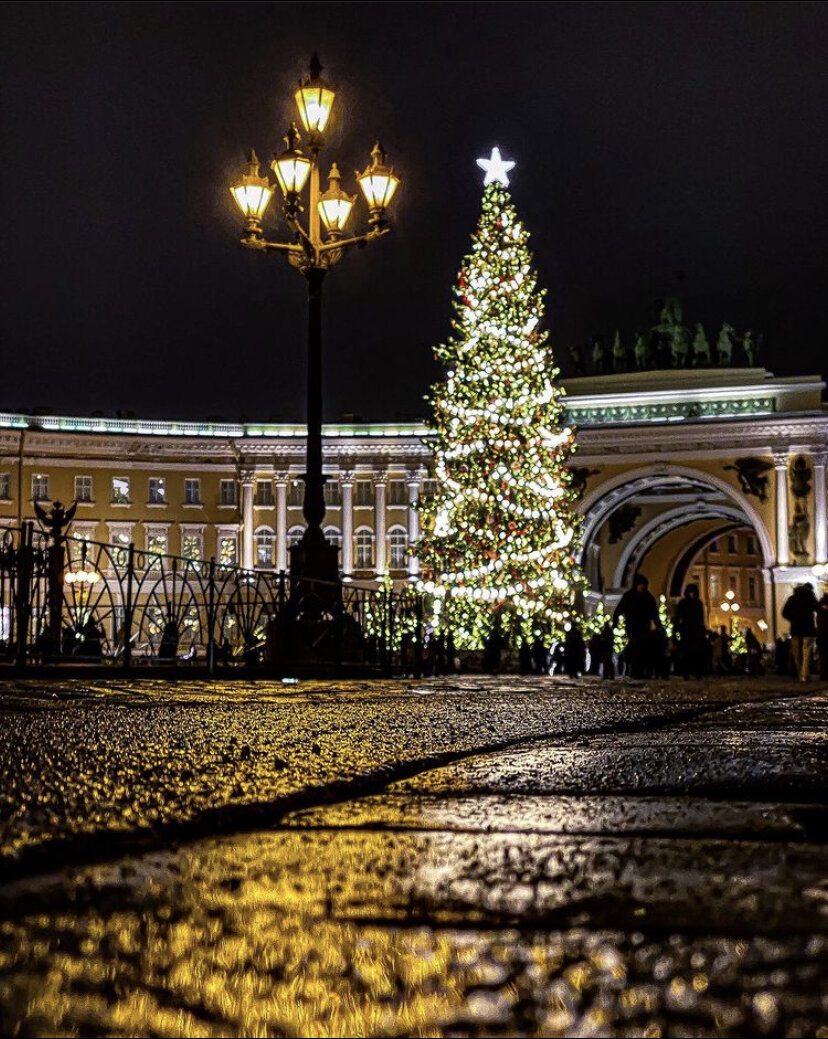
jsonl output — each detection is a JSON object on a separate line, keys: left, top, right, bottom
{"left": 381, "top": 583, "right": 390, "bottom": 675}
{"left": 414, "top": 594, "right": 424, "bottom": 679}
{"left": 388, "top": 586, "right": 396, "bottom": 675}
{"left": 278, "top": 569, "right": 287, "bottom": 664}
{"left": 207, "top": 557, "right": 216, "bottom": 677}
{"left": 123, "top": 542, "right": 135, "bottom": 670}
{"left": 14, "top": 521, "right": 33, "bottom": 667}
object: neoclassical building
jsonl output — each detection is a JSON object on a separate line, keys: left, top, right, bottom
{"left": 1, "top": 366, "right": 825, "bottom": 638}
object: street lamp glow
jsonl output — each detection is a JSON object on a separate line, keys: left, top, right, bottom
{"left": 318, "top": 163, "right": 355, "bottom": 236}
{"left": 271, "top": 125, "right": 312, "bottom": 200}
{"left": 357, "top": 142, "right": 400, "bottom": 222}
{"left": 294, "top": 54, "right": 335, "bottom": 137}
{"left": 64, "top": 569, "right": 100, "bottom": 586}
{"left": 230, "top": 150, "right": 274, "bottom": 234}
{"left": 720, "top": 601, "right": 730, "bottom": 612}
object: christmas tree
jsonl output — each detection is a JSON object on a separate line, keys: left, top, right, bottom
{"left": 416, "top": 148, "right": 584, "bottom": 648}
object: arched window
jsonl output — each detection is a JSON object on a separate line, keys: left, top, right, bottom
{"left": 287, "top": 525, "right": 304, "bottom": 549}
{"left": 324, "top": 526, "right": 342, "bottom": 549}
{"left": 255, "top": 527, "right": 274, "bottom": 568}
{"left": 355, "top": 527, "right": 374, "bottom": 569}
{"left": 388, "top": 526, "right": 408, "bottom": 569}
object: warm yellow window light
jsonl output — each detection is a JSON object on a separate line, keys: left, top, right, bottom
{"left": 318, "top": 163, "right": 355, "bottom": 236}
{"left": 230, "top": 150, "right": 274, "bottom": 226}
{"left": 294, "top": 54, "right": 335, "bottom": 135}
{"left": 357, "top": 142, "right": 400, "bottom": 216}
{"left": 271, "top": 124, "right": 311, "bottom": 197}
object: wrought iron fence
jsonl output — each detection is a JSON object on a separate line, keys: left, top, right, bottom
{"left": 0, "top": 522, "right": 424, "bottom": 675}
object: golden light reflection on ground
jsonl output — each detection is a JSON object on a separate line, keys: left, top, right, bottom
{"left": 1, "top": 824, "right": 826, "bottom": 1037}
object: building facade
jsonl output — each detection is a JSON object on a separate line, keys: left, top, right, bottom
{"left": 1, "top": 367, "right": 826, "bottom": 638}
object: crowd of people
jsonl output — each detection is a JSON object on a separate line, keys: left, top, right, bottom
{"left": 584, "top": 575, "right": 828, "bottom": 681}
{"left": 428, "top": 573, "right": 828, "bottom": 680}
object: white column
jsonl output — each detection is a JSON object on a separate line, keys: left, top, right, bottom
{"left": 773, "top": 451, "right": 790, "bottom": 566}
{"left": 374, "top": 471, "right": 387, "bottom": 577}
{"left": 241, "top": 469, "right": 254, "bottom": 570}
{"left": 813, "top": 450, "right": 827, "bottom": 564}
{"left": 274, "top": 472, "right": 288, "bottom": 572}
{"left": 340, "top": 471, "right": 354, "bottom": 576}
{"left": 406, "top": 469, "right": 422, "bottom": 579}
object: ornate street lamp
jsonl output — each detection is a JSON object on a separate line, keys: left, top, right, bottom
{"left": 720, "top": 589, "right": 740, "bottom": 633}
{"left": 229, "top": 55, "right": 400, "bottom": 591}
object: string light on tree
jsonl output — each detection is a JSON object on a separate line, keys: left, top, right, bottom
{"left": 415, "top": 149, "right": 585, "bottom": 647}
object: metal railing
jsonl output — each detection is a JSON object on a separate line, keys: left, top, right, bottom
{"left": 0, "top": 523, "right": 424, "bottom": 675}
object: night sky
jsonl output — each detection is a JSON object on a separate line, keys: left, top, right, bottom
{"left": 2, "top": 2, "right": 826, "bottom": 423}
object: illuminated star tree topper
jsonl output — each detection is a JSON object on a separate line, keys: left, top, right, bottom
{"left": 415, "top": 151, "right": 585, "bottom": 648}
{"left": 476, "top": 146, "right": 516, "bottom": 186}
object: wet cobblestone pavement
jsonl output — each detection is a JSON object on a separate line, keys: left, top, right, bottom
{"left": 0, "top": 676, "right": 826, "bottom": 1036}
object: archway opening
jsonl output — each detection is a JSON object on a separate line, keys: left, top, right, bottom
{"left": 579, "top": 466, "right": 772, "bottom": 636}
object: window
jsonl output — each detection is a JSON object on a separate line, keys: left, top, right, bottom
{"left": 727, "top": 534, "right": 738, "bottom": 554}
{"left": 32, "top": 474, "right": 49, "bottom": 501}
{"left": 255, "top": 529, "right": 274, "bottom": 568}
{"left": 220, "top": 479, "right": 237, "bottom": 506}
{"left": 746, "top": 534, "right": 757, "bottom": 555}
{"left": 219, "top": 535, "right": 237, "bottom": 567}
{"left": 0, "top": 473, "right": 10, "bottom": 500}
{"left": 748, "top": 576, "right": 758, "bottom": 603}
{"left": 710, "top": 573, "right": 721, "bottom": 601}
{"left": 729, "top": 575, "right": 738, "bottom": 593}
{"left": 287, "top": 480, "right": 303, "bottom": 507}
{"left": 355, "top": 480, "right": 372, "bottom": 507}
{"left": 323, "top": 480, "right": 341, "bottom": 506}
{"left": 184, "top": 478, "right": 201, "bottom": 505}
{"left": 422, "top": 479, "right": 439, "bottom": 499}
{"left": 324, "top": 526, "right": 342, "bottom": 549}
{"left": 287, "top": 525, "right": 304, "bottom": 548}
{"left": 355, "top": 529, "right": 374, "bottom": 568}
{"left": 389, "top": 528, "right": 408, "bottom": 568}
{"left": 112, "top": 477, "right": 130, "bottom": 504}
{"left": 388, "top": 480, "right": 407, "bottom": 506}
{"left": 74, "top": 475, "right": 93, "bottom": 503}
{"left": 70, "top": 526, "right": 96, "bottom": 561}
{"left": 108, "top": 527, "right": 131, "bottom": 565}
{"left": 182, "top": 532, "right": 203, "bottom": 561}
{"left": 255, "top": 480, "right": 273, "bottom": 507}
{"left": 148, "top": 478, "right": 166, "bottom": 504}
{"left": 146, "top": 530, "right": 168, "bottom": 564}
{"left": 708, "top": 539, "right": 719, "bottom": 553}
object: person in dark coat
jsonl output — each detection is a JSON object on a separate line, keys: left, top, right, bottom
{"left": 599, "top": 621, "right": 616, "bottom": 679}
{"left": 816, "top": 592, "right": 828, "bottom": 680}
{"left": 531, "top": 635, "right": 549, "bottom": 675}
{"left": 782, "top": 583, "right": 818, "bottom": 682}
{"left": 158, "top": 619, "right": 179, "bottom": 662}
{"left": 482, "top": 615, "right": 504, "bottom": 674}
{"left": 613, "top": 574, "right": 661, "bottom": 678}
{"left": 745, "top": 628, "right": 764, "bottom": 676}
{"left": 674, "top": 583, "right": 707, "bottom": 679}
{"left": 563, "top": 621, "right": 586, "bottom": 677}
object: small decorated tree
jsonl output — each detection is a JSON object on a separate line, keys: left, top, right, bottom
{"left": 416, "top": 148, "right": 584, "bottom": 647}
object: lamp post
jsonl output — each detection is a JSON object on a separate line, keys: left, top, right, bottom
{"left": 230, "top": 55, "right": 400, "bottom": 592}
{"left": 720, "top": 589, "right": 741, "bottom": 634}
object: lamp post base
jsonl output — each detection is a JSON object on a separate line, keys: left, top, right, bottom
{"left": 289, "top": 528, "right": 340, "bottom": 596}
